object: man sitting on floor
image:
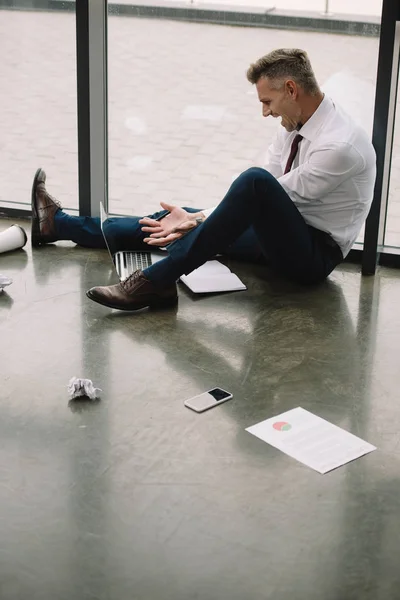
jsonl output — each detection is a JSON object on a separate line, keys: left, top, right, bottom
{"left": 31, "top": 48, "right": 376, "bottom": 311}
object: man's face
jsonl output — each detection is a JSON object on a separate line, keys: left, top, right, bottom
{"left": 256, "top": 77, "right": 302, "bottom": 132}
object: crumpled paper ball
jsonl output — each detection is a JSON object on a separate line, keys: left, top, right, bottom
{"left": 0, "top": 274, "right": 12, "bottom": 290}
{"left": 68, "top": 377, "right": 102, "bottom": 400}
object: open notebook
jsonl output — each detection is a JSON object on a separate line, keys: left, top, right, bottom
{"left": 180, "top": 260, "right": 246, "bottom": 293}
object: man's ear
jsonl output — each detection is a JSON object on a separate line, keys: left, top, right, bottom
{"left": 285, "top": 79, "right": 298, "bottom": 99}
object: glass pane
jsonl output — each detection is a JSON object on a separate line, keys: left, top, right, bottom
{"left": 108, "top": 7, "right": 381, "bottom": 253}
{"left": 383, "top": 74, "right": 400, "bottom": 248}
{"left": 0, "top": 2, "right": 78, "bottom": 212}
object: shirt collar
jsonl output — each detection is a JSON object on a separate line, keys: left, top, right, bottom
{"left": 297, "top": 94, "right": 334, "bottom": 142}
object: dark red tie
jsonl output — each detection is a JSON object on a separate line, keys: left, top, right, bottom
{"left": 284, "top": 134, "right": 303, "bottom": 174}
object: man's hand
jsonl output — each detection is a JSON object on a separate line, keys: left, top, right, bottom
{"left": 139, "top": 202, "right": 204, "bottom": 247}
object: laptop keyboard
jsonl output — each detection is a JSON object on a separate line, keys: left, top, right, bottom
{"left": 115, "top": 251, "right": 152, "bottom": 279}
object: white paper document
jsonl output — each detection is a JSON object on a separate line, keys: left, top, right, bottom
{"left": 180, "top": 260, "right": 246, "bottom": 294}
{"left": 246, "top": 407, "right": 376, "bottom": 474}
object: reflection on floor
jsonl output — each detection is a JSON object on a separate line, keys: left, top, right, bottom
{"left": 1, "top": 218, "right": 400, "bottom": 600}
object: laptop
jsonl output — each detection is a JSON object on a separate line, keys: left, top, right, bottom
{"left": 100, "top": 202, "right": 246, "bottom": 293}
{"left": 100, "top": 202, "right": 166, "bottom": 281}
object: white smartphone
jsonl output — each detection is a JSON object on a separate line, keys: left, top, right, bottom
{"left": 184, "top": 387, "right": 233, "bottom": 413}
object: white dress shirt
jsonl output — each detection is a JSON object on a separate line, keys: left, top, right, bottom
{"left": 204, "top": 95, "right": 376, "bottom": 258}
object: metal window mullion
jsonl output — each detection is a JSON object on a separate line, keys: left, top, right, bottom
{"left": 76, "top": 0, "right": 108, "bottom": 218}
{"left": 362, "top": 0, "right": 400, "bottom": 275}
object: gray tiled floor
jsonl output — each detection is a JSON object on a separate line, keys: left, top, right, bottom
{"left": 1, "top": 217, "right": 400, "bottom": 599}
{"left": 1, "top": 8, "right": 399, "bottom": 246}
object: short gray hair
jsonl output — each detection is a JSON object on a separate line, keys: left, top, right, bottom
{"left": 247, "top": 48, "right": 320, "bottom": 95}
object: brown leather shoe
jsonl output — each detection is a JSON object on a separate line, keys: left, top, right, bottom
{"left": 31, "top": 168, "right": 62, "bottom": 246}
{"left": 86, "top": 270, "right": 178, "bottom": 311}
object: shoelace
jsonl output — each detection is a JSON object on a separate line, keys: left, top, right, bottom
{"left": 38, "top": 184, "right": 62, "bottom": 210}
{"left": 121, "top": 269, "right": 143, "bottom": 292}
{"left": 45, "top": 194, "right": 62, "bottom": 210}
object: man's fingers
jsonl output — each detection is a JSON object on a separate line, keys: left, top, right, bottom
{"left": 174, "top": 220, "right": 197, "bottom": 233}
{"left": 139, "top": 217, "right": 159, "bottom": 226}
{"left": 141, "top": 218, "right": 196, "bottom": 239}
{"left": 149, "top": 229, "right": 177, "bottom": 239}
{"left": 147, "top": 225, "right": 188, "bottom": 238}
{"left": 160, "top": 201, "right": 176, "bottom": 212}
{"left": 149, "top": 231, "right": 171, "bottom": 238}
{"left": 140, "top": 225, "right": 163, "bottom": 233}
{"left": 144, "top": 233, "right": 181, "bottom": 246}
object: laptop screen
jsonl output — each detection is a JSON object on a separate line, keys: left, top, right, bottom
{"left": 100, "top": 201, "right": 119, "bottom": 260}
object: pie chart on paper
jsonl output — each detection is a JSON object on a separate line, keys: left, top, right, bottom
{"left": 273, "top": 421, "right": 292, "bottom": 431}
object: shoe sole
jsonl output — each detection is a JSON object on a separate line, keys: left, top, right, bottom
{"left": 31, "top": 167, "right": 44, "bottom": 247}
{"left": 86, "top": 289, "right": 178, "bottom": 311}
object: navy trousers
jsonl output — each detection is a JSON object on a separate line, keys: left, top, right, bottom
{"left": 146, "top": 168, "right": 343, "bottom": 286}
{"left": 54, "top": 168, "right": 343, "bottom": 285}
{"left": 54, "top": 204, "right": 264, "bottom": 263}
